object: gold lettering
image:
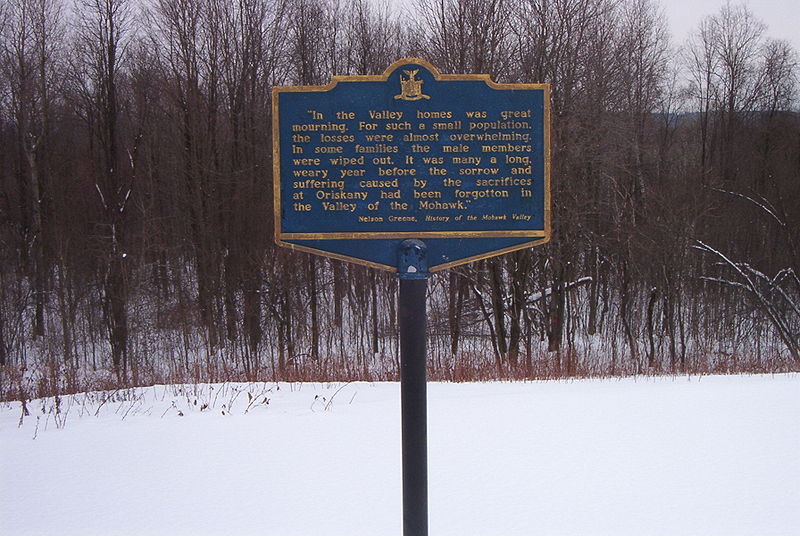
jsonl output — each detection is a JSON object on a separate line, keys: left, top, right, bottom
{"left": 414, "top": 190, "right": 442, "bottom": 199}
{"left": 480, "top": 144, "right": 532, "bottom": 152}
{"left": 500, "top": 109, "right": 531, "bottom": 120}
{"left": 314, "top": 146, "right": 343, "bottom": 154}
{"left": 416, "top": 110, "right": 452, "bottom": 119}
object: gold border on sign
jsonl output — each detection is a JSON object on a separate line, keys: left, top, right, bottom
{"left": 280, "top": 230, "right": 548, "bottom": 240}
{"left": 272, "top": 57, "right": 552, "bottom": 270}
{"left": 276, "top": 236, "right": 552, "bottom": 273}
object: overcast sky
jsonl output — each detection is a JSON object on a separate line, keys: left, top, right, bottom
{"left": 664, "top": 0, "right": 800, "bottom": 51}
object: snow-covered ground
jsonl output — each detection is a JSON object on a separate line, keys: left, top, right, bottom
{"left": 1, "top": 375, "right": 798, "bottom": 536}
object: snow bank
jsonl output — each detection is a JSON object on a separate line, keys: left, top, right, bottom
{"left": 1, "top": 375, "right": 798, "bottom": 535}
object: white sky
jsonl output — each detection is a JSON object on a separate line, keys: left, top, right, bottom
{"left": 664, "top": 0, "right": 800, "bottom": 51}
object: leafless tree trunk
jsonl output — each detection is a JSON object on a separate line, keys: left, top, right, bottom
{"left": 72, "top": 0, "right": 134, "bottom": 381}
{"left": 1, "top": 0, "right": 64, "bottom": 340}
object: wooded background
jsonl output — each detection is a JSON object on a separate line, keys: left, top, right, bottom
{"left": 1, "top": 0, "right": 798, "bottom": 398}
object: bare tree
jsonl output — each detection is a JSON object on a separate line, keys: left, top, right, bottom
{"left": 342, "top": 0, "right": 402, "bottom": 75}
{"left": 411, "top": 0, "right": 513, "bottom": 79}
{"left": 71, "top": 0, "right": 135, "bottom": 381}
{"left": 685, "top": 3, "right": 769, "bottom": 182}
{"left": 0, "top": 0, "right": 65, "bottom": 339}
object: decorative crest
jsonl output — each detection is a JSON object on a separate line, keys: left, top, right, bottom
{"left": 394, "top": 69, "right": 430, "bottom": 101}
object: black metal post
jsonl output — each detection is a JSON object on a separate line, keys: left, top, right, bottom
{"left": 397, "top": 240, "right": 429, "bottom": 536}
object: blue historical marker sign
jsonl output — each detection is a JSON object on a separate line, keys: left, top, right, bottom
{"left": 272, "top": 58, "right": 551, "bottom": 271}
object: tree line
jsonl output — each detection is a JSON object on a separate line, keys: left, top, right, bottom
{"left": 1, "top": 0, "right": 798, "bottom": 398}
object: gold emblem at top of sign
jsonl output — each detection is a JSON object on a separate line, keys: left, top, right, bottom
{"left": 394, "top": 70, "right": 430, "bottom": 101}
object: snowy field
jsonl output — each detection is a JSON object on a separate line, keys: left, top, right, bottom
{"left": 1, "top": 374, "right": 798, "bottom": 536}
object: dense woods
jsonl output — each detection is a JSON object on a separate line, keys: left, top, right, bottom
{"left": 1, "top": 0, "right": 798, "bottom": 398}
